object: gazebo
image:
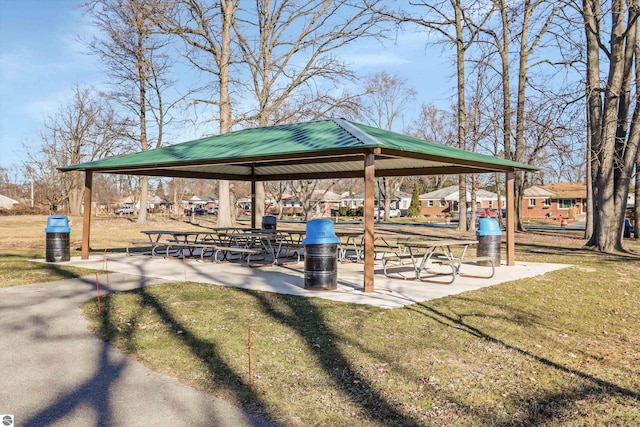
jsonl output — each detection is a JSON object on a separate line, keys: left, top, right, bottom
{"left": 60, "top": 118, "right": 539, "bottom": 292}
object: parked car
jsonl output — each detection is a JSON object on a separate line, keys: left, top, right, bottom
{"left": 183, "top": 206, "right": 206, "bottom": 216}
{"left": 476, "top": 208, "right": 499, "bottom": 218}
{"left": 207, "top": 207, "right": 218, "bottom": 215}
{"left": 114, "top": 206, "right": 134, "bottom": 215}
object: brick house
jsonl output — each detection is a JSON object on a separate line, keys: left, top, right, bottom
{"left": 522, "top": 183, "right": 587, "bottom": 219}
{"left": 418, "top": 185, "right": 502, "bottom": 217}
{"left": 281, "top": 190, "right": 342, "bottom": 217}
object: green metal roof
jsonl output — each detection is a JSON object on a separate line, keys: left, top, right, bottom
{"left": 59, "top": 118, "right": 539, "bottom": 180}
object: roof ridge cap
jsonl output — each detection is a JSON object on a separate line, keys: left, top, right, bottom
{"left": 332, "top": 118, "right": 384, "bottom": 146}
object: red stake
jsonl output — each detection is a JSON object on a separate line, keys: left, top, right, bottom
{"left": 248, "top": 325, "right": 253, "bottom": 392}
{"left": 103, "top": 249, "right": 110, "bottom": 295}
{"left": 95, "top": 272, "right": 101, "bottom": 313}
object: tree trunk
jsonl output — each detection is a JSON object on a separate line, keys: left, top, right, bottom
{"left": 584, "top": 0, "right": 639, "bottom": 252}
{"left": 254, "top": 182, "right": 265, "bottom": 225}
{"left": 499, "top": 0, "right": 512, "bottom": 162}
{"left": 513, "top": 1, "right": 532, "bottom": 233}
{"left": 68, "top": 183, "right": 83, "bottom": 216}
{"left": 635, "top": 155, "right": 639, "bottom": 239}
{"left": 216, "top": 0, "right": 236, "bottom": 228}
{"left": 455, "top": 3, "right": 467, "bottom": 232}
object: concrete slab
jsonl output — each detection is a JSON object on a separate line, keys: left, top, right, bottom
{"left": 51, "top": 254, "right": 571, "bottom": 309}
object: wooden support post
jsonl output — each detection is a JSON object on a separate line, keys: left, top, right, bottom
{"left": 251, "top": 179, "right": 257, "bottom": 229}
{"left": 363, "top": 150, "right": 377, "bottom": 293}
{"left": 82, "top": 171, "right": 93, "bottom": 260}
{"left": 506, "top": 172, "right": 515, "bottom": 266}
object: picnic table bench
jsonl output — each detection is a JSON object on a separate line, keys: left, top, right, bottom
{"left": 383, "top": 239, "right": 494, "bottom": 283}
{"left": 161, "top": 240, "right": 264, "bottom": 264}
{"left": 126, "top": 240, "right": 162, "bottom": 257}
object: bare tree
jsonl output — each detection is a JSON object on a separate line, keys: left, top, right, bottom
{"left": 472, "top": 0, "right": 562, "bottom": 230}
{"left": 158, "top": 0, "right": 238, "bottom": 227}
{"left": 508, "top": 0, "right": 562, "bottom": 230}
{"left": 582, "top": 0, "right": 639, "bottom": 252}
{"left": 288, "top": 179, "right": 336, "bottom": 221}
{"left": 408, "top": 103, "right": 457, "bottom": 190}
{"left": 264, "top": 180, "right": 288, "bottom": 219}
{"left": 0, "top": 167, "right": 28, "bottom": 202}
{"left": 466, "top": 60, "right": 495, "bottom": 230}
{"left": 168, "top": 177, "right": 189, "bottom": 214}
{"left": 26, "top": 86, "right": 129, "bottom": 215}
{"left": 358, "top": 72, "right": 416, "bottom": 220}
{"left": 635, "top": 154, "right": 639, "bottom": 239}
{"left": 85, "top": 0, "right": 184, "bottom": 223}
{"left": 233, "top": 0, "right": 385, "bottom": 224}
{"left": 375, "top": 0, "right": 494, "bottom": 230}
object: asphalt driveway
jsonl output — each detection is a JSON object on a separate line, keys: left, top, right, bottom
{"left": 0, "top": 274, "right": 276, "bottom": 427}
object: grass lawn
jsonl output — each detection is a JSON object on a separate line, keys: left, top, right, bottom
{"left": 2, "top": 214, "right": 639, "bottom": 426}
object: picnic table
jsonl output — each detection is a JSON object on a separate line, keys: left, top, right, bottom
{"left": 336, "top": 231, "right": 409, "bottom": 263}
{"left": 132, "top": 227, "right": 304, "bottom": 265}
{"left": 383, "top": 239, "right": 495, "bottom": 283}
{"left": 336, "top": 230, "right": 365, "bottom": 262}
{"left": 222, "top": 230, "right": 303, "bottom": 265}
{"left": 126, "top": 230, "right": 206, "bottom": 257}
{"left": 155, "top": 230, "right": 213, "bottom": 258}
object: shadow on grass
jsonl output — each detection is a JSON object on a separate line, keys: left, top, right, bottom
{"left": 513, "top": 239, "right": 640, "bottom": 263}
{"left": 0, "top": 254, "right": 99, "bottom": 288}
{"left": 102, "top": 286, "right": 278, "bottom": 426}
{"left": 237, "top": 288, "right": 424, "bottom": 426}
{"left": 406, "top": 303, "right": 640, "bottom": 424}
{"left": 92, "top": 280, "right": 423, "bottom": 425}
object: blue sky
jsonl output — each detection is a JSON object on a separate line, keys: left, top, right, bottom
{"left": 0, "top": 0, "right": 104, "bottom": 174}
{"left": 0, "top": 0, "right": 453, "bottom": 179}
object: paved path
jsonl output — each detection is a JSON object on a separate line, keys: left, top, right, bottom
{"left": 0, "top": 274, "right": 276, "bottom": 427}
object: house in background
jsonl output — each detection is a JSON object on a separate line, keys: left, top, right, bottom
{"left": 340, "top": 192, "right": 364, "bottom": 210}
{"left": 149, "top": 195, "right": 172, "bottom": 212}
{"left": 282, "top": 190, "right": 342, "bottom": 217}
{"left": 523, "top": 183, "right": 586, "bottom": 219}
{"left": 419, "top": 185, "right": 502, "bottom": 217}
{"left": 340, "top": 190, "right": 411, "bottom": 215}
{"left": 181, "top": 195, "right": 218, "bottom": 212}
{"left": 386, "top": 190, "right": 412, "bottom": 215}
{"left": 0, "top": 194, "right": 19, "bottom": 210}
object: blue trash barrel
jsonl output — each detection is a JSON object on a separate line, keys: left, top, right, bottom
{"left": 303, "top": 219, "right": 340, "bottom": 290}
{"left": 262, "top": 215, "right": 277, "bottom": 230}
{"left": 44, "top": 215, "right": 71, "bottom": 262}
{"left": 476, "top": 217, "right": 501, "bottom": 266}
{"left": 624, "top": 218, "right": 632, "bottom": 238}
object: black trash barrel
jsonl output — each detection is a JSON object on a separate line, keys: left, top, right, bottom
{"left": 44, "top": 215, "right": 71, "bottom": 262}
{"left": 303, "top": 219, "right": 339, "bottom": 290}
{"left": 476, "top": 217, "right": 501, "bottom": 267}
{"left": 262, "top": 215, "right": 277, "bottom": 230}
